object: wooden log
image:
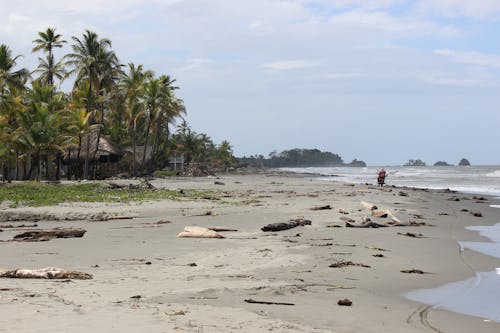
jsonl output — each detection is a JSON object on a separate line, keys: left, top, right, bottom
{"left": 244, "top": 299, "right": 294, "bottom": 306}
{"left": 261, "top": 218, "right": 311, "bottom": 232}
{"left": 13, "top": 228, "right": 86, "bottom": 242}
{"left": 0, "top": 267, "right": 92, "bottom": 280}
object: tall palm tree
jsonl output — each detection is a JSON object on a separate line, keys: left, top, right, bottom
{"left": 66, "top": 30, "right": 116, "bottom": 179}
{"left": 120, "top": 63, "right": 153, "bottom": 175}
{"left": 140, "top": 77, "right": 163, "bottom": 170}
{"left": 149, "top": 75, "right": 185, "bottom": 169}
{"left": 32, "top": 27, "right": 66, "bottom": 86}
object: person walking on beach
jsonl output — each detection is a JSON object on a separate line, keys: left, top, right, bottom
{"left": 377, "top": 168, "right": 387, "bottom": 186}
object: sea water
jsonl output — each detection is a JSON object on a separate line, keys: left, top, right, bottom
{"left": 405, "top": 221, "right": 500, "bottom": 323}
{"left": 280, "top": 165, "right": 500, "bottom": 196}
{"left": 281, "top": 166, "right": 500, "bottom": 322}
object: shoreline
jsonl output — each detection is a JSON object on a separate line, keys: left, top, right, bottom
{"left": 1, "top": 173, "right": 499, "bottom": 332}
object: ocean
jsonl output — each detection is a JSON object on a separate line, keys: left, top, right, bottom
{"left": 280, "top": 165, "right": 500, "bottom": 197}
{"left": 281, "top": 165, "right": 500, "bottom": 323}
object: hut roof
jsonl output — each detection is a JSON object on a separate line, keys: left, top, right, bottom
{"left": 63, "top": 129, "right": 122, "bottom": 162}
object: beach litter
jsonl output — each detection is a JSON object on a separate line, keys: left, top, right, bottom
{"left": 0, "top": 267, "right": 92, "bottom": 280}
{"left": 12, "top": 228, "right": 86, "bottom": 242}
{"left": 310, "top": 205, "right": 332, "bottom": 211}
{"left": 261, "top": 218, "right": 311, "bottom": 232}
{"left": 397, "top": 232, "right": 425, "bottom": 238}
{"left": 177, "top": 226, "right": 225, "bottom": 238}
{"left": 400, "top": 269, "right": 429, "bottom": 274}
{"left": 244, "top": 299, "right": 295, "bottom": 306}
{"left": 329, "top": 260, "right": 371, "bottom": 268}
{"left": 337, "top": 299, "right": 353, "bottom": 306}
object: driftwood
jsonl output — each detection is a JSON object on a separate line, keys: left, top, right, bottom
{"left": 207, "top": 227, "right": 238, "bottom": 232}
{"left": 177, "top": 226, "right": 225, "bottom": 239}
{"left": 346, "top": 221, "right": 387, "bottom": 228}
{"left": 329, "top": 260, "right": 371, "bottom": 268}
{"left": 244, "top": 299, "right": 294, "bottom": 306}
{"left": 0, "top": 223, "right": 38, "bottom": 228}
{"left": 13, "top": 228, "right": 86, "bottom": 242}
{"left": 310, "top": 205, "right": 332, "bottom": 211}
{"left": 401, "top": 269, "right": 427, "bottom": 274}
{"left": 261, "top": 218, "right": 311, "bottom": 232}
{"left": 0, "top": 267, "right": 92, "bottom": 280}
{"left": 398, "top": 232, "right": 425, "bottom": 238}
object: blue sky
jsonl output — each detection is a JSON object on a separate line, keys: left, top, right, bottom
{"left": 2, "top": 0, "right": 500, "bottom": 165}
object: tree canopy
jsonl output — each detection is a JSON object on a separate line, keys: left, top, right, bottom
{"left": 0, "top": 27, "right": 235, "bottom": 180}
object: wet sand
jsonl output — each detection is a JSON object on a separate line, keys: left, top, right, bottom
{"left": 1, "top": 173, "right": 499, "bottom": 332}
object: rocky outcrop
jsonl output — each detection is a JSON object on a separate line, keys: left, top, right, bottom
{"left": 404, "top": 159, "right": 426, "bottom": 166}
{"left": 345, "top": 159, "right": 367, "bottom": 167}
{"left": 434, "top": 161, "right": 451, "bottom": 166}
{"left": 458, "top": 158, "right": 471, "bottom": 166}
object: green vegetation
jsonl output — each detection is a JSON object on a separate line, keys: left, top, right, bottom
{"left": 238, "top": 148, "right": 365, "bottom": 168}
{"left": 0, "top": 182, "right": 218, "bottom": 207}
{"left": 0, "top": 27, "right": 235, "bottom": 181}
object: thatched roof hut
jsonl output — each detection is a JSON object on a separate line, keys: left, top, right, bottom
{"left": 63, "top": 130, "right": 122, "bottom": 163}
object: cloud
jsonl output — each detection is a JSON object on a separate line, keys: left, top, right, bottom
{"left": 415, "top": 0, "right": 500, "bottom": 20}
{"left": 435, "top": 49, "right": 500, "bottom": 68}
{"left": 261, "top": 60, "right": 322, "bottom": 70}
{"left": 176, "top": 58, "right": 214, "bottom": 72}
{"left": 420, "top": 74, "right": 489, "bottom": 87}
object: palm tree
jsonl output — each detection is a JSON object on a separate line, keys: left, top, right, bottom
{"left": 140, "top": 77, "right": 163, "bottom": 170}
{"left": 0, "top": 44, "right": 30, "bottom": 91}
{"left": 149, "top": 75, "right": 185, "bottom": 169}
{"left": 120, "top": 63, "right": 153, "bottom": 175}
{"left": 33, "top": 54, "right": 67, "bottom": 86}
{"left": 66, "top": 30, "right": 116, "bottom": 179}
{"left": 32, "top": 27, "right": 66, "bottom": 86}
{"left": 14, "top": 101, "right": 67, "bottom": 180}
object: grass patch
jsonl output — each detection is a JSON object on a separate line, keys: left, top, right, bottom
{"left": 153, "top": 170, "right": 181, "bottom": 178}
{"left": 0, "top": 182, "right": 219, "bottom": 207}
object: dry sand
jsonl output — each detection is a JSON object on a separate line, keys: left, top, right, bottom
{"left": 1, "top": 172, "right": 499, "bottom": 332}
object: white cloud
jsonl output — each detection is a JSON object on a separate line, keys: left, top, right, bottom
{"left": 420, "top": 74, "right": 489, "bottom": 87}
{"left": 261, "top": 60, "right": 321, "bottom": 70}
{"left": 435, "top": 49, "right": 500, "bottom": 68}
{"left": 416, "top": 0, "right": 500, "bottom": 19}
{"left": 176, "top": 58, "right": 214, "bottom": 72}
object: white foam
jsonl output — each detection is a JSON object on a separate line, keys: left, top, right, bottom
{"left": 486, "top": 170, "right": 500, "bottom": 178}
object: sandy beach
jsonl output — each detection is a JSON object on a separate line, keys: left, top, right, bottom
{"left": 1, "top": 172, "right": 499, "bottom": 332}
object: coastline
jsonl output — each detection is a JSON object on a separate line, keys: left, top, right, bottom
{"left": 1, "top": 173, "right": 499, "bottom": 332}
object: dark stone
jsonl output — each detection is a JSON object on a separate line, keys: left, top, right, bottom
{"left": 458, "top": 158, "right": 471, "bottom": 166}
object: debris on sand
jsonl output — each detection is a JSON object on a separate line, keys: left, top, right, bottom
{"left": 12, "top": 228, "right": 86, "bottom": 242}
{"left": 337, "top": 299, "right": 353, "bottom": 306}
{"left": 0, "top": 223, "right": 38, "bottom": 228}
{"left": 340, "top": 216, "right": 355, "bottom": 223}
{"left": 401, "top": 269, "right": 429, "bottom": 274}
{"left": 338, "top": 208, "right": 349, "bottom": 214}
{"left": 207, "top": 227, "right": 238, "bottom": 232}
{"left": 177, "top": 226, "right": 225, "bottom": 239}
{"left": 397, "top": 232, "right": 426, "bottom": 238}
{"left": 261, "top": 218, "right": 311, "bottom": 232}
{"left": 470, "top": 211, "right": 483, "bottom": 217}
{"left": 329, "top": 260, "right": 371, "bottom": 268}
{"left": 0, "top": 267, "right": 92, "bottom": 280}
{"left": 244, "top": 299, "right": 295, "bottom": 306}
{"left": 310, "top": 205, "right": 332, "bottom": 211}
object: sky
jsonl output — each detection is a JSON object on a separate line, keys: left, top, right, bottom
{"left": 2, "top": 0, "right": 500, "bottom": 165}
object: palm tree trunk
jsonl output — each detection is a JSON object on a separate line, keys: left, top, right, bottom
{"left": 141, "top": 114, "right": 152, "bottom": 171}
{"left": 132, "top": 131, "right": 137, "bottom": 176}
{"left": 84, "top": 79, "right": 93, "bottom": 180}
{"left": 83, "top": 133, "right": 91, "bottom": 179}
